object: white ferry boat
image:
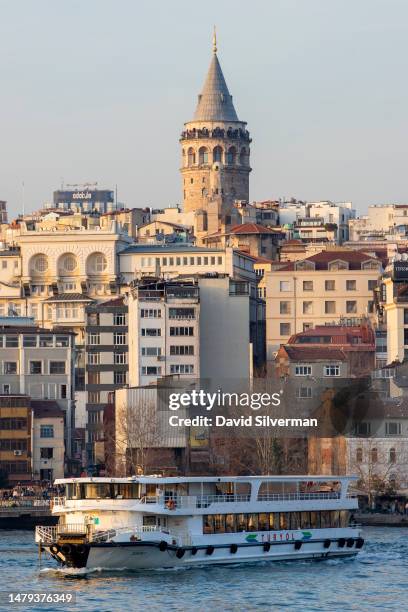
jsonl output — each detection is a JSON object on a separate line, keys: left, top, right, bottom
{"left": 35, "top": 475, "right": 364, "bottom": 570}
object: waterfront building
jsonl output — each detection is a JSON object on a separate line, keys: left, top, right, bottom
{"left": 180, "top": 32, "right": 251, "bottom": 239}
{"left": 265, "top": 249, "right": 382, "bottom": 357}
{"left": 84, "top": 297, "right": 128, "bottom": 457}
{"left": 278, "top": 200, "right": 355, "bottom": 243}
{"left": 0, "top": 394, "right": 32, "bottom": 483}
{"left": 0, "top": 318, "right": 75, "bottom": 457}
{"left": 32, "top": 400, "right": 65, "bottom": 481}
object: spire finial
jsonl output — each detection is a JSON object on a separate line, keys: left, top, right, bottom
{"left": 212, "top": 26, "right": 217, "bottom": 54}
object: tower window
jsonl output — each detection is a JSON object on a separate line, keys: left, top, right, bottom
{"left": 187, "top": 147, "right": 195, "bottom": 166}
{"left": 190, "top": 178, "right": 194, "bottom": 184}
{"left": 226, "top": 147, "right": 236, "bottom": 165}
{"left": 198, "top": 147, "right": 209, "bottom": 164}
{"left": 213, "top": 146, "right": 223, "bottom": 163}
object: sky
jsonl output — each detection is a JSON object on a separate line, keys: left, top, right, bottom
{"left": 1, "top": 0, "right": 408, "bottom": 217}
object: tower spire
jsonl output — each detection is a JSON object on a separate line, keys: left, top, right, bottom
{"left": 212, "top": 26, "right": 217, "bottom": 54}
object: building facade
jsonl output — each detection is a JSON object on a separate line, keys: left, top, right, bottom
{"left": 32, "top": 400, "right": 65, "bottom": 481}
{"left": 0, "top": 394, "right": 32, "bottom": 483}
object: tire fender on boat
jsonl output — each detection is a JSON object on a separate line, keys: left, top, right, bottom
{"left": 294, "top": 541, "right": 302, "bottom": 551}
{"left": 230, "top": 544, "right": 238, "bottom": 554}
{"left": 61, "top": 543, "right": 73, "bottom": 556}
{"left": 346, "top": 538, "right": 354, "bottom": 548}
{"left": 263, "top": 542, "right": 271, "bottom": 552}
{"left": 356, "top": 538, "right": 364, "bottom": 549}
{"left": 323, "top": 539, "right": 331, "bottom": 549}
{"left": 158, "top": 541, "right": 168, "bottom": 552}
{"left": 206, "top": 546, "right": 215, "bottom": 555}
{"left": 176, "top": 548, "right": 185, "bottom": 559}
{"left": 338, "top": 538, "right": 346, "bottom": 548}
{"left": 191, "top": 547, "right": 198, "bottom": 556}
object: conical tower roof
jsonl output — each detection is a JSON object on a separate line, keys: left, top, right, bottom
{"left": 193, "top": 49, "right": 239, "bottom": 122}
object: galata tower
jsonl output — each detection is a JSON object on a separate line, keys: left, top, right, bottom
{"left": 180, "top": 31, "right": 251, "bottom": 235}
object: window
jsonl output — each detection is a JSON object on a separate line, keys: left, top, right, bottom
{"left": 170, "top": 364, "right": 194, "bottom": 374}
{"left": 88, "top": 391, "right": 100, "bottom": 404}
{"left": 114, "top": 371, "right": 127, "bottom": 384}
{"left": 303, "top": 301, "right": 313, "bottom": 315}
{"left": 4, "top": 362, "right": 17, "bottom": 375}
{"left": 303, "top": 323, "right": 312, "bottom": 331}
{"left": 60, "top": 385, "right": 67, "bottom": 399}
{"left": 324, "top": 301, "right": 336, "bottom": 314}
{"left": 169, "top": 308, "right": 195, "bottom": 319}
{"left": 40, "top": 448, "right": 53, "bottom": 459}
{"left": 5, "top": 336, "right": 18, "bottom": 348}
{"left": 324, "top": 364, "right": 340, "bottom": 377}
{"left": 49, "top": 361, "right": 65, "bottom": 374}
{"left": 368, "top": 280, "right": 377, "bottom": 291}
{"left": 280, "top": 301, "right": 291, "bottom": 315}
{"left": 141, "top": 309, "right": 161, "bottom": 318}
{"left": 114, "top": 333, "right": 126, "bottom": 344}
{"left": 217, "top": 257, "right": 223, "bottom": 265}
{"left": 385, "top": 422, "right": 402, "bottom": 436}
{"left": 88, "top": 333, "right": 100, "bottom": 345}
{"left": 88, "top": 371, "right": 100, "bottom": 385}
{"left": 325, "top": 280, "right": 335, "bottom": 291}
{"left": 40, "top": 425, "right": 54, "bottom": 438}
{"left": 404, "top": 329, "right": 408, "bottom": 346}
{"left": 279, "top": 281, "right": 290, "bottom": 292}
{"left": 389, "top": 448, "right": 396, "bottom": 463}
{"left": 346, "top": 280, "right": 356, "bottom": 291}
{"left": 346, "top": 301, "right": 357, "bottom": 314}
{"left": 170, "top": 327, "right": 194, "bottom": 336}
{"left": 114, "top": 352, "right": 127, "bottom": 364}
{"left": 295, "top": 365, "right": 312, "bottom": 376}
{"left": 404, "top": 309, "right": 408, "bottom": 325}
{"left": 296, "top": 387, "right": 312, "bottom": 399}
{"left": 141, "top": 329, "right": 161, "bottom": 337}
{"left": 88, "top": 353, "right": 100, "bottom": 365}
{"left": 141, "top": 366, "right": 162, "bottom": 376}
{"left": 303, "top": 281, "right": 313, "bottom": 291}
{"left": 170, "top": 345, "right": 194, "bottom": 356}
{"left": 355, "top": 422, "right": 371, "bottom": 436}
{"left": 56, "top": 335, "right": 69, "bottom": 347}
{"left": 141, "top": 347, "right": 161, "bottom": 356}
{"left": 328, "top": 260, "right": 348, "bottom": 271}
{"left": 356, "top": 448, "right": 363, "bottom": 463}
{"left": 23, "top": 335, "right": 37, "bottom": 347}
{"left": 30, "top": 361, "right": 42, "bottom": 375}
{"left": 39, "top": 336, "right": 53, "bottom": 347}
{"left": 114, "top": 313, "right": 126, "bottom": 325}
{"left": 280, "top": 323, "right": 291, "bottom": 336}
{"left": 371, "top": 448, "right": 378, "bottom": 463}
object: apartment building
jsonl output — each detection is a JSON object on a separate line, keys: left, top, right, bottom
{"left": 32, "top": 400, "right": 65, "bottom": 481}
{"left": 203, "top": 223, "right": 283, "bottom": 260}
{"left": 85, "top": 297, "right": 128, "bottom": 453}
{"left": 349, "top": 204, "right": 408, "bottom": 242}
{"left": 266, "top": 250, "right": 382, "bottom": 357}
{"left": 0, "top": 394, "right": 32, "bottom": 483}
{"left": 0, "top": 318, "right": 75, "bottom": 456}
{"left": 278, "top": 201, "right": 355, "bottom": 243}
{"left": 378, "top": 258, "right": 408, "bottom": 364}
{"left": 128, "top": 279, "right": 200, "bottom": 387}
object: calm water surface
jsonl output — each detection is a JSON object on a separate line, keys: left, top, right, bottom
{"left": 0, "top": 527, "right": 406, "bottom": 611}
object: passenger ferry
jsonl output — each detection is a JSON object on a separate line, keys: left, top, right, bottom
{"left": 35, "top": 475, "right": 364, "bottom": 570}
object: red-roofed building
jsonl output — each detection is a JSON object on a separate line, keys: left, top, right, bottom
{"left": 266, "top": 249, "right": 382, "bottom": 358}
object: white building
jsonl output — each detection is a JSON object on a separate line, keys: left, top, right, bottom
{"left": 32, "top": 400, "right": 65, "bottom": 481}
{"left": 278, "top": 201, "right": 355, "bottom": 243}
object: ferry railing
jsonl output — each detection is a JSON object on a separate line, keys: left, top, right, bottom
{"left": 51, "top": 496, "right": 66, "bottom": 509}
{"left": 256, "top": 492, "right": 341, "bottom": 501}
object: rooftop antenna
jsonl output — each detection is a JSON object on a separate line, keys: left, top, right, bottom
{"left": 213, "top": 25, "right": 217, "bottom": 54}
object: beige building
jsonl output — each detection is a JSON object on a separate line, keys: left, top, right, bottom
{"left": 380, "top": 260, "right": 408, "bottom": 363}
{"left": 266, "top": 250, "right": 382, "bottom": 358}
{"left": 180, "top": 33, "right": 251, "bottom": 239}
{"left": 32, "top": 400, "right": 65, "bottom": 481}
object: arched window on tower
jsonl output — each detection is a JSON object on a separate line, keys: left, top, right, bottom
{"left": 213, "top": 146, "right": 223, "bottom": 163}
{"left": 187, "top": 147, "right": 196, "bottom": 166}
{"left": 198, "top": 147, "right": 209, "bottom": 165}
{"left": 240, "top": 147, "right": 249, "bottom": 166}
{"left": 182, "top": 149, "right": 186, "bottom": 167}
{"left": 226, "top": 146, "right": 236, "bottom": 165}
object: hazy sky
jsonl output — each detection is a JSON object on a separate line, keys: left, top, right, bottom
{"left": 1, "top": 0, "right": 408, "bottom": 217}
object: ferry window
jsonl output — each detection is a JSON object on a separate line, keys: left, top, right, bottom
{"left": 290, "top": 512, "right": 300, "bottom": 530}
{"left": 247, "top": 514, "right": 258, "bottom": 532}
{"left": 340, "top": 510, "right": 349, "bottom": 528}
{"left": 84, "top": 484, "right": 112, "bottom": 499}
{"left": 113, "top": 484, "right": 140, "bottom": 499}
{"left": 214, "top": 514, "right": 225, "bottom": 533}
{"left": 310, "top": 512, "right": 320, "bottom": 529}
{"left": 236, "top": 514, "right": 246, "bottom": 532}
{"left": 320, "top": 511, "right": 332, "bottom": 528}
{"left": 279, "top": 512, "right": 290, "bottom": 530}
{"left": 258, "top": 513, "right": 269, "bottom": 531}
{"left": 203, "top": 515, "right": 214, "bottom": 534}
{"left": 300, "top": 512, "right": 310, "bottom": 529}
{"left": 269, "top": 513, "right": 279, "bottom": 531}
{"left": 143, "top": 516, "right": 157, "bottom": 527}
{"left": 331, "top": 511, "right": 340, "bottom": 528}
{"left": 225, "top": 514, "right": 235, "bottom": 533}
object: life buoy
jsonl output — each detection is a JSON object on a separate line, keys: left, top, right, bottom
{"left": 50, "top": 544, "right": 59, "bottom": 555}
{"left": 263, "top": 542, "right": 271, "bottom": 552}
{"left": 176, "top": 548, "right": 185, "bottom": 559}
{"left": 230, "top": 544, "right": 238, "bottom": 554}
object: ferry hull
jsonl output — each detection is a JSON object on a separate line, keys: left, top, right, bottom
{"left": 44, "top": 537, "right": 363, "bottom": 570}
